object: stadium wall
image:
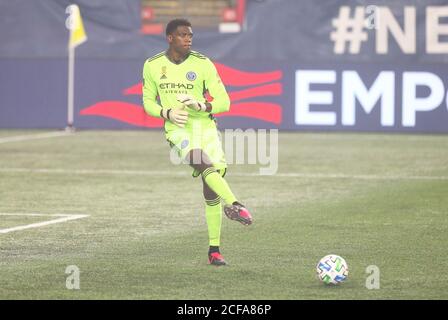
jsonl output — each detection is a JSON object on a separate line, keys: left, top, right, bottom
{"left": 1, "top": 0, "right": 447, "bottom": 132}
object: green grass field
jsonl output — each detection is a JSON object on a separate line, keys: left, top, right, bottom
{"left": 0, "top": 130, "right": 447, "bottom": 299}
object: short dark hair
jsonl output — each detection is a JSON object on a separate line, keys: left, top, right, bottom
{"left": 166, "top": 19, "right": 192, "bottom": 36}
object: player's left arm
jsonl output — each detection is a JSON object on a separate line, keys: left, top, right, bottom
{"left": 202, "top": 58, "right": 230, "bottom": 114}
{"left": 177, "top": 58, "right": 230, "bottom": 113}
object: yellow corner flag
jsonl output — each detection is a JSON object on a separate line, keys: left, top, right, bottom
{"left": 67, "top": 4, "right": 87, "bottom": 49}
{"left": 66, "top": 4, "right": 87, "bottom": 130}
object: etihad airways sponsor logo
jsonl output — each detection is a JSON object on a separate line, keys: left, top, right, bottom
{"left": 159, "top": 83, "right": 194, "bottom": 90}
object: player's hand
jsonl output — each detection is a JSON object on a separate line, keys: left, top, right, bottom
{"left": 177, "top": 94, "right": 207, "bottom": 112}
{"left": 161, "top": 107, "right": 189, "bottom": 128}
{"left": 169, "top": 107, "right": 189, "bottom": 128}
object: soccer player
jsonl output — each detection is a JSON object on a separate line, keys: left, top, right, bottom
{"left": 142, "top": 19, "right": 253, "bottom": 266}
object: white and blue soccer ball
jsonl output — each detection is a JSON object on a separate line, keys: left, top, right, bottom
{"left": 316, "top": 254, "right": 349, "bottom": 285}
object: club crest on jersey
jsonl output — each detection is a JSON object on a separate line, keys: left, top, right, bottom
{"left": 186, "top": 71, "right": 196, "bottom": 81}
{"left": 160, "top": 66, "right": 167, "bottom": 79}
{"left": 181, "top": 139, "right": 189, "bottom": 149}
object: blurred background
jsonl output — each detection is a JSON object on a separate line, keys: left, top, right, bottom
{"left": 1, "top": 0, "right": 447, "bottom": 132}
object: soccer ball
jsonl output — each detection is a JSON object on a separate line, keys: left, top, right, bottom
{"left": 316, "top": 254, "right": 349, "bottom": 285}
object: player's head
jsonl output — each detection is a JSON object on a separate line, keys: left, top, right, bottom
{"left": 166, "top": 19, "right": 193, "bottom": 55}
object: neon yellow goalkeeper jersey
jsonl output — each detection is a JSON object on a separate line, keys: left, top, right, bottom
{"left": 142, "top": 51, "right": 230, "bottom": 132}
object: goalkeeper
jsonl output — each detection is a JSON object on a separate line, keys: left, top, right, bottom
{"left": 142, "top": 19, "right": 253, "bottom": 266}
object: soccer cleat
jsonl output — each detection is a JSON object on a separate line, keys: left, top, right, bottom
{"left": 224, "top": 202, "right": 253, "bottom": 226}
{"left": 208, "top": 252, "right": 227, "bottom": 266}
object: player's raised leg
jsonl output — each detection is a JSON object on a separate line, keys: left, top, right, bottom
{"left": 187, "top": 149, "right": 253, "bottom": 226}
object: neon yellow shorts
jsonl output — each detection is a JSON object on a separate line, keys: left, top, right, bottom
{"left": 165, "top": 117, "right": 227, "bottom": 177}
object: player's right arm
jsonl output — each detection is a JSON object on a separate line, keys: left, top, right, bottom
{"left": 142, "top": 60, "right": 163, "bottom": 118}
{"left": 142, "top": 60, "right": 188, "bottom": 127}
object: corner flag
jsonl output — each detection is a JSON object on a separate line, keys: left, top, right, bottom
{"left": 66, "top": 4, "right": 87, "bottom": 130}
{"left": 68, "top": 5, "right": 87, "bottom": 49}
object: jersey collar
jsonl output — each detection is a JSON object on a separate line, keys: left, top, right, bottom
{"left": 165, "top": 51, "right": 191, "bottom": 65}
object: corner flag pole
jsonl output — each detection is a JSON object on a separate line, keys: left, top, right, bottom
{"left": 66, "top": 5, "right": 87, "bottom": 131}
{"left": 67, "top": 45, "right": 75, "bottom": 130}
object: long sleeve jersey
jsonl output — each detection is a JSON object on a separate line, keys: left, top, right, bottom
{"left": 142, "top": 50, "right": 230, "bottom": 131}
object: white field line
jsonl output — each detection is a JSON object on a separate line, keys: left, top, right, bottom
{"left": 0, "top": 131, "right": 72, "bottom": 144}
{"left": 0, "top": 213, "right": 89, "bottom": 234}
{"left": 0, "top": 167, "right": 447, "bottom": 181}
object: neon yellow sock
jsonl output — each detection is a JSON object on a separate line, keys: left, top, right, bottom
{"left": 205, "top": 198, "right": 222, "bottom": 246}
{"left": 202, "top": 167, "right": 237, "bottom": 205}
